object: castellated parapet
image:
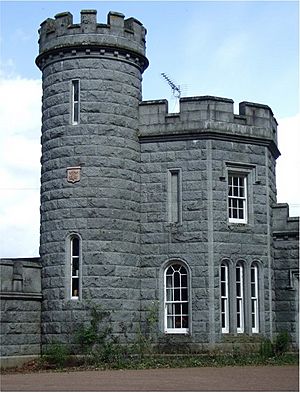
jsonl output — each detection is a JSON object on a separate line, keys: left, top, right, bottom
{"left": 139, "top": 96, "right": 279, "bottom": 158}
{"left": 36, "top": 10, "right": 148, "bottom": 72}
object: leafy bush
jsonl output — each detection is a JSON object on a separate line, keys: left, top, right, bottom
{"left": 75, "top": 304, "right": 111, "bottom": 354}
{"left": 259, "top": 338, "right": 274, "bottom": 358}
{"left": 42, "top": 342, "right": 71, "bottom": 368}
{"left": 133, "top": 302, "right": 158, "bottom": 359}
{"left": 259, "top": 331, "right": 291, "bottom": 359}
{"left": 273, "top": 331, "right": 290, "bottom": 355}
{"left": 74, "top": 303, "right": 131, "bottom": 367}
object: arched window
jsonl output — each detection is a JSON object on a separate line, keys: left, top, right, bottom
{"left": 70, "top": 235, "right": 81, "bottom": 299}
{"left": 236, "top": 262, "right": 244, "bottom": 333}
{"left": 164, "top": 263, "right": 189, "bottom": 334}
{"left": 250, "top": 263, "right": 259, "bottom": 333}
{"left": 220, "top": 262, "right": 229, "bottom": 333}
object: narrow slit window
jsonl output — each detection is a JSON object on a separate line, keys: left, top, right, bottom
{"left": 72, "top": 80, "right": 80, "bottom": 125}
{"left": 168, "top": 170, "right": 181, "bottom": 223}
{"left": 236, "top": 263, "right": 244, "bottom": 333}
{"left": 251, "top": 264, "right": 259, "bottom": 333}
{"left": 221, "top": 263, "right": 229, "bottom": 333}
{"left": 71, "top": 236, "right": 80, "bottom": 299}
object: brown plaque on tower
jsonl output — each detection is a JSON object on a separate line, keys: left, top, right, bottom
{"left": 67, "top": 166, "right": 81, "bottom": 183}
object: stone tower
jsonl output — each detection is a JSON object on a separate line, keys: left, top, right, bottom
{"left": 36, "top": 10, "right": 148, "bottom": 345}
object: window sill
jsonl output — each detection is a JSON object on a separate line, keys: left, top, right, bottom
{"left": 228, "top": 222, "right": 252, "bottom": 232}
{"left": 228, "top": 219, "right": 248, "bottom": 225}
{"left": 165, "top": 329, "right": 189, "bottom": 335}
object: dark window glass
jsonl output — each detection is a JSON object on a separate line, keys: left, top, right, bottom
{"left": 72, "top": 237, "right": 79, "bottom": 256}
{"left": 174, "top": 271, "right": 180, "bottom": 287}
{"left": 72, "top": 277, "right": 79, "bottom": 297}
{"left": 181, "top": 274, "right": 187, "bottom": 287}
{"left": 73, "top": 80, "right": 79, "bottom": 101}
{"left": 181, "top": 288, "right": 188, "bottom": 301}
{"left": 166, "top": 266, "right": 173, "bottom": 275}
{"left": 174, "top": 288, "right": 180, "bottom": 301}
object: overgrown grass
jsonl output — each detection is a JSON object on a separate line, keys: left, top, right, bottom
{"left": 37, "top": 351, "right": 298, "bottom": 372}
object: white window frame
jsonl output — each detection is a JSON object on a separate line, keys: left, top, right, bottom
{"left": 236, "top": 263, "right": 244, "bottom": 333}
{"left": 70, "top": 235, "right": 80, "bottom": 300}
{"left": 167, "top": 169, "right": 182, "bottom": 224}
{"left": 71, "top": 80, "right": 80, "bottom": 125}
{"left": 228, "top": 174, "right": 247, "bottom": 224}
{"left": 251, "top": 264, "right": 259, "bottom": 333}
{"left": 164, "top": 263, "right": 189, "bottom": 334}
{"left": 220, "top": 263, "right": 229, "bottom": 333}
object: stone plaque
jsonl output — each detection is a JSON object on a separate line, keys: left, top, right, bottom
{"left": 67, "top": 166, "right": 81, "bottom": 183}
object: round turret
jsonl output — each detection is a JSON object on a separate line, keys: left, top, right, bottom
{"left": 36, "top": 10, "right": 148, "bottom": 72}
{"left": 36, "top": 10, "right": 148, "bottom": 347}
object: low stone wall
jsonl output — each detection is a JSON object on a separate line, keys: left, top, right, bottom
{"left": 0, "top": 258, "right": 42, "bottom": 368}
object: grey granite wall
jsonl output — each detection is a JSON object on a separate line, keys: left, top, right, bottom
{"left": 273, "top": 204, "right": 299, "bottom": 348}
{"left": 0, "top": 258, "right": 42, "bottom": 363}
{"left": 139, "top": 96, "right": 280, "bottom": 349}
{"left": 36, "top": 10, "right": 148, "bottom": 347}
{"left": 0, "top": 9, "right": 292, "bottom": 358}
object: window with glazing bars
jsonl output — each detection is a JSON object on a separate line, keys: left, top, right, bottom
{"left": 236, "top": 264, "right": 244, "bottom": 333}
{"left": 228, "top": 175, "right": 247, "bottom": 223}
{"left": 71, "top": 236, "right": 80, "bottom": 299}
{"left": 165, "top": 264, "right": 189, "bottom": 333}
{"left": 220, "top": 263, "right": 229, "bottom": 333}
{"left": 251, "top": 264, "right": 259, "bottom": 333}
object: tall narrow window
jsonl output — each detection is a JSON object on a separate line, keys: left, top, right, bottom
{"left": 168, "top": 169, "right": 181, "bottom": 223}
{"left": 251, "top": 264, "right": 259, "bottom": 333}
{"left": 236, "top": 263, "right": 244, "bottom": 333}
{"left": 221, "top": 263, "right": 229, "bottom": 333}
{"left": 228, "top": 174, "right": 247, "bottom": 223}
{"left": 71, "top": 236, "right": 80, "bottom": 299}
{"left": 165, "top": 263, "right": 189, "bottom": 333}
{"left": 72, "top": 80, "right": 80, "bottom": 125}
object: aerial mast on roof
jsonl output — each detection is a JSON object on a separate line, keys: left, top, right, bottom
{"left": 161, "top": 73, "right": 181, "bottom": 99}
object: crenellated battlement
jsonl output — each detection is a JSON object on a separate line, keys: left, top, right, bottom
{"left": 139, "top": 96, "right": 279, "bottom": 157}
{"left": 36, "top": 10, "right": 148, "bottom": 71}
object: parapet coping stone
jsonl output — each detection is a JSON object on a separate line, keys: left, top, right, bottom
{"left": 0, "top": 258, "right": 41, "bottom": 269}
{"left": 0, "top": 292, "right": 42, "bottom": 300}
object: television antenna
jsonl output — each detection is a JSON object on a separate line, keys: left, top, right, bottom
{"left": 161, "top": 73, "right": 181, "bottom": 99}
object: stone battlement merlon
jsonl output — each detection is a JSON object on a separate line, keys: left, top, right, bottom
{"left": 37, "top": 10, "right": 147, "bottom": 61}
{"left": 139, "top": 96, "right": 279, "bottom": 158}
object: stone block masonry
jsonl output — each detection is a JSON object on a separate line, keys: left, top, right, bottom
{"left": 36, "top": 9, "right": 149, "bottom": 348}
{"left": 0, "top": 258, "right": 42, "bottom": 367}
{"left": 273, "top": 204, "right": 299, "bottom": 348}
{"left": 0, "top": 9, "right": 299, "bottom": 364}
{"left": 139, "top": 99, "right": 278, "bottom": 346}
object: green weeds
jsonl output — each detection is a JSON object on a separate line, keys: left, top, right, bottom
{"left": 41, "top": 306, "right": 298, "bottom": 371}
{"left": 260, "top": 331, "right": 292, "bottom": 359}
{"left": 41, "top": 342, "right": 71, "bottom": 369}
